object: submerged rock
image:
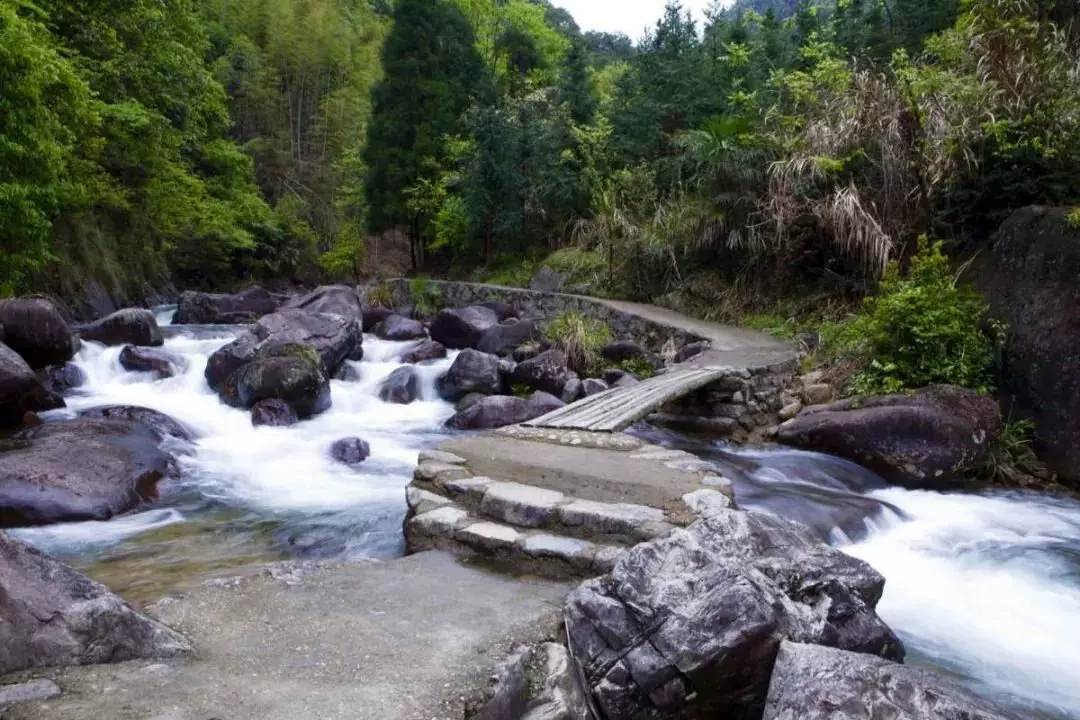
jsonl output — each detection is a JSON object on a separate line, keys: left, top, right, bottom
{"left": 119, "top": 345, "right": 187, "bottom": 377}
{"left": 330, "top": 437, "right": 370, "bottom": 464}
{"left": 437, "top": 349, "right": 503, "bottom": 400}
{"left": 80, "top": 308, "right": 163, "bottom": 347}
{"left": 251, "top": 398, "right": 298, "bottom": 427}
{"left": 764, "top": 642, "right": 1023, "bottom": 720}
{"left": 430, "top": 306, "right": 499, "bottom": 349}
{"left": 173, "top": 285, "right": 282, "bottom": 324}
{"left": 774, "top": 385, "right": 1001, "bottom": 488}
{"left": 379, "top": 366, "right": 421, "bottom": 405}
{"left": 0, "top": 532, "right": 191, "bottom": 675}
{"left": 0, "top": 418, "right": 178, "bottom": 527}
{"left": 0, "top": 298, "right": 77, "bottom": 369}
{"left": 564, "top": 509, "right": 902, "bottom": 720}
{"left": 445, "top": 391, "right": 564, "bottom": 430}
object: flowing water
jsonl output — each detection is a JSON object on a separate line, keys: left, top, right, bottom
{"left": 8, "top": 311, "right": 1080, "bottom": 717}
{"left": 631, "top": 427, "right": 1080, "bottom": 720}
{"left": 13, "top": 308, "right": 460, "bottom": 600}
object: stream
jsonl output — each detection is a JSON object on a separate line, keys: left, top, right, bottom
{"left": 11, "top": 311, "right": 1080, "bottom": 719}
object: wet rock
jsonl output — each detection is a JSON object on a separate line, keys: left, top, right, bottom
{"left": 512, "top": 349, "right": 576, "bottom": 397}
{"left": 764, "top": 642, "right": 1023, "bottom": 720}
{"left": 564, "top": 509, "right": 902, "bottom": 720}
{"left": 330, "top": 437, "right": 370, "bottom": 464}
{"left": 37, "top": 362, "right": 85, "bottom": 396}
{"left": 284, "top": 284, "right": 363, "bottom": 318}
{"left": 251, "top": 398, "right": 298, "bottom": 427}
{"left": 79, "top": 405, "right": 193, "bottom": 441}
{"left": 334, "top": 363, "right": 362, "bottom": 382}
{"left": 477, "top": 318, "right": 539, "bottom": 357}
{"left": 602, "top": 341, "right": 647, "bottom": 362}
{"left": 429, "top": 306, "right": 499, "bottom": 350}
{"left": 437, "top": 349, "right": 503, "bottom": 400}
{"left": 582, "top": 378, "right": 610, "bottom": 396}
{"left": 378, "top": 366, "right": 421, "bottom": 404}
{"left": 529, "top": 266, "right": 567, "bottom": 293}
{"left": 675, "top": 340, "right": 710, "bottom": 363}
{"left": 0, "top": 533, "right": 191, "bottom": 674}
{"left": 173, "top": 285, "right": 282, "bottom": 325}
{"left": 0, "top": 343, "right": 46, "bottom": 426}
{"left": 561, "top": 377, "right": 583, "bottom": 403}
{"left": 119, "top": 345, "right": 187, "bottom": 378}
{"left": 774, "top": 385, "right": 1001, "bottom": 489}
{"left": 372, "top": 314, "right": 427, "bottom": 342}
{"left": 445, "top": 391, "right": 564, "bottom": 430}
{"left": 80, "top": 308, "right": 163, "bottom": 347}
{"left": 205, "top": 309, "right": 361, "bottom": 391}
{"left": 221, "top": 344, "right": 331, "bottom": 419}
{"left": 0, "top": 418, "right": 178, "bottom": 527}
{"left": 362, "top": 306, "right": 394, "bottom": 332}
{"left": 0, "top": 298, "right": 77, "bottom": 368}
{"left": 400, "top": 340, "right": 447, "bottom": 364}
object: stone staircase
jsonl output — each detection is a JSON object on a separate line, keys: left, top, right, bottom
{"left": 404, "top": 433, "right": 737, "bottom": 580}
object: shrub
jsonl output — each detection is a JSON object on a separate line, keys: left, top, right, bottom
{"left": 1067, "top": 208, "right": 1080, "bottom": 230}
{"left": 365, "top": 282, "right": 394, "bottom": 309}
{"left": 616, "top": 357, "right": 656, "bottom": 379}
{"left": 825, "top": 238, "right": 995, "bottom": 395}
{"left": 408, "top": 276, "right": 443, "bottom": 318}
{"left": 544, "top": 310, "right": 613, "bottom": 375}
{"left": 982, "top": 419, "right": 1036, "bottom": 485}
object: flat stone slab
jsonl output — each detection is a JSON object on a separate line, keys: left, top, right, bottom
{"left": 6, "top": 552, "right": 567, "bottom": 720}
{"left": 480, "top": 482, "right": 565, "bottom": 528}
{"left": 0, "top": 680, "right": 61, "bottom": 707}
{"left": 457, "top": 522, "right": 522, "bottom": 551}
{"left": 559, "top": 499, "right": 671, "bottom": 541}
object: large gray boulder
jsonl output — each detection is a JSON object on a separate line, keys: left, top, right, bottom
{"left": 512, "top": 349, "right": 576, "bottom": 397}
{"left": 37, "top": 362, "right": 85, "bottom": 396}
{"left": 373, "top": 314, "right": 427, "bottom": 342}
{"left": 173, "top": 285, "right": 282, "bottom": 324}
{"left": 476, "top": 318, "right": 539, "bottom": 356}
{"left": 400, "top": 340, "right": 447, "bottom": 364}
{"left": 0, "top": 532, "right": 191, "bottom": 675}
{"left": 220, "top": 344, "right": 331, "bottom": 419}
{"left": 437, "top": 349, "right": 503, "bottom": 400}
{"left": 971, "top": 206, "right": 1080, "bottom": 483}
{"left": 565, "top": 509, "right": 902, "bottom": 720}
{"left": 0, "top": 342, "right": 45, "bottom": 426}
{"left": 0, "top": 298, "right": 77, "bottom": 368}
{"left": 79, "top": 308, "right": 163, "bottom": 347}
{"left": 430, "top": 306, "right": 499, "bottom": 349}
{"left": 0, "top": 418, "right": 177, "bottom": 527}
{"left": 445, "top": 391, "right": 564, "bottom": 430}
{"left": 379, "top": 366, "right": 421, "bottom": 404}
{"left": 774, "top": 385, "right": 1001, "bottom": 489}
{"left": 285, "top": 284, "right": 362, "bottom": 318}
{"left": 764, "top": 642, "right": 1023, "bottom": 720}
{"left": 78, "top": 405, "right": 193, "bottom": 442}
{"left": 205, "top": 309, "right": 361, "bottom": 391}
{"left": 250, "top": 398, "right": 298, "bottom": 427}
{"left": 119, "top": 345, "right": 187, "bottom": 378}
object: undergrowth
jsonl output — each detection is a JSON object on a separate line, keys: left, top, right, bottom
{"left": 365, "top": 282, "right": 394, "bottom": 309}
{"left": 615, "top": 356, "right": 656, "bottom": 378}
{"left": 544, "top": 310, "right": 613, "bottom": 376}
{"left": 408, "top": 276, "right": 443, "bottom": 318}
{"left": 1067, "top": 208, "right": 1080, "bottom": 230}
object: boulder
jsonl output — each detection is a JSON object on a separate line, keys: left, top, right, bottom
{"left": 582, "top": 378, "right": 610, "bottom": 397}
{"left": 330, "top": 437, "right": 370, "bottom": 464}
{"left": 379, "top": 366, "right": 421, "bottom": 404}
{"left": 251, "top": 399, "right": 298, "bottom": 427}
{"left": 970, "top": 206, "right": 1080, "bottom": 482}
{"left": 373, "top": 314, "right": 428, "bottom": 342}
{"left": 477, "top": 318, "right": 539, "bottom": 357}
{"left": 513, "top": 343, "right": 542, "bottom": 363}
{"left": 119, "top": 345, "right": 187, "bottom": 378}
{"left": 362, "top": 306, "right": 395, "bottom": 332}
{"left": 0, "top": 298, "right": 77, "bottom": 368}
{"left": 0, "top": 343, "right": 46, "bottom": 426}
{"left": 37, "top": 362, "right": 86, "bottom": 396}
{"left": 0, "top": 418, "right": 178, "bottom": 527}
{"left": 801, "top": 383, "right": 833, "bottom": 406}
{"left": 512, "top": 349, "right": 576, "bottom": 397}
{"left": 430, "top": 306, "right": 499, "bottom": 349}
{"left": 603, "top": 368, "right": 639, "bottom": 387}
{"left": 675, "top": 340, "right": 710, "bottom": 364}
{"left": 474, "top": 643, "right": 591, "bottom": 720}
{"left": 561, "top": 377, "right": 583, "bottom": 404}
{"left": 764, "top": 642, "right": 1023, "bottom": 720}
{"left": 79, "top": 308, "right": 163, "bottom": 347}
{"left": 455, "top": 392, "right": 486, "bottom": 412}
{"left": 437, "top": 349, "right": 503, "bottom": 400}
{"left": 445, "top": 391, "right": 564, "bottom": 430}
{"left": 564, "top": 509, "right": 903, "bottom": 720}
{"left": 284, "top": 284, "right": 362, "bottom": 318}
{"left": 400, "top": 340, "right": 447, "bottom": 364}
{"left": 78, "top": 405, "right": 193, "bottom": 441}
{"left": 602, "top": 341, "right": 647, "bottom": 362}
{"left": 205, "top": 309, "right": 361, "bottom": 391}
{"left": 334, "top": 363, "right": 362, "bottom": 382}
{"left": 173, "top": 285, "right": 282, "bottom": 324}
{"left": 477, "top": 301, "right": 517, "bottom": 321}
{"left": 220, "top": 345, "right": 331, "bottom": 419}
{"left": 0, "top": 533, "right": 191, "bottom": 675}
{"left": 774, "top": 385, "right": 1001, "bottom": 488}
{"left": 529, "top": 266, "right": 567, "bottom": 293}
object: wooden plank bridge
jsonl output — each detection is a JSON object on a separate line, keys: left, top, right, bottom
{"left": 524, "top": 367, "right": 730, "bottom": 433}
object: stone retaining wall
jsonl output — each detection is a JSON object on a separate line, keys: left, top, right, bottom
{"left": 382, "top": 279, "right": 708, "bottom": 355}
